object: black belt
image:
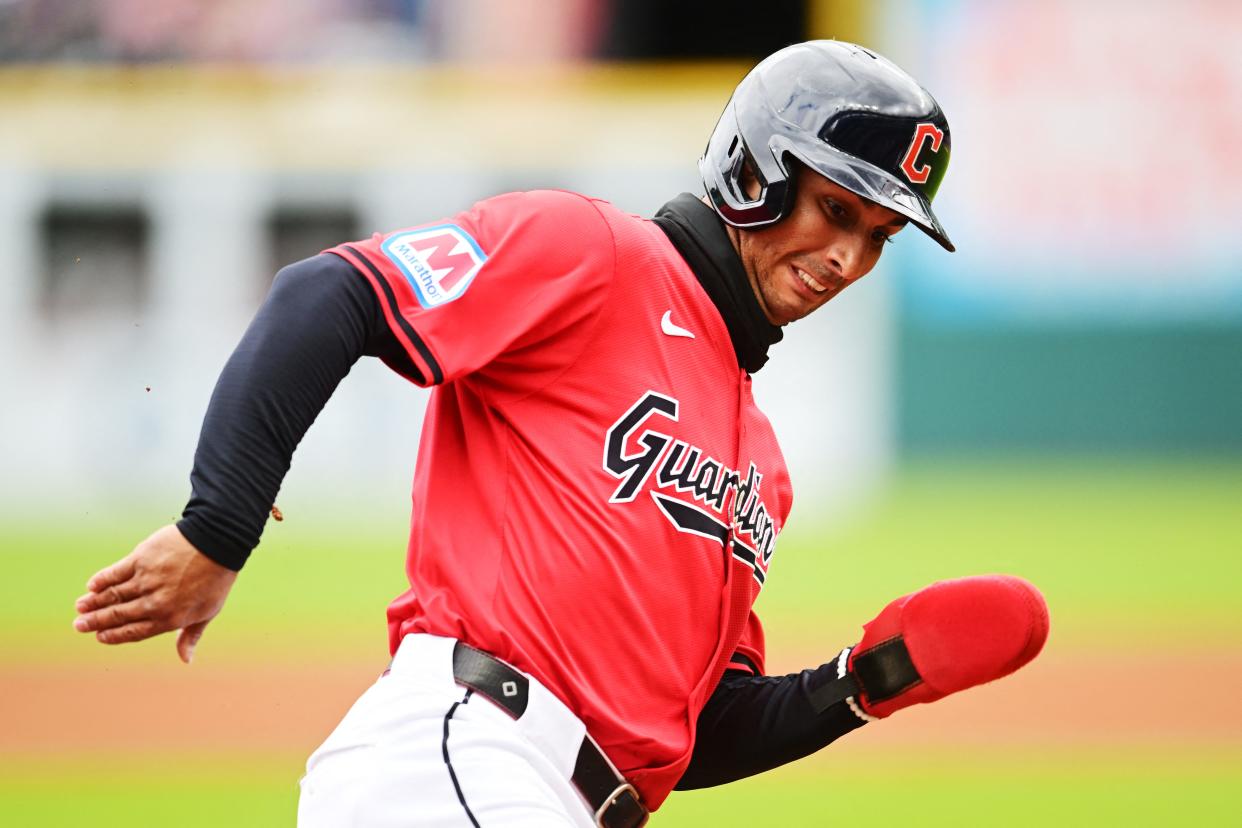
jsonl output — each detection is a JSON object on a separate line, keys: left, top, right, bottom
{"left": 451, "top": 642, "right": 649, "bottom": 828}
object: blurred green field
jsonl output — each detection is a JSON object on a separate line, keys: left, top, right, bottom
{"left": 3, "top": 751, "right": 1240, "bottom": 827}
{"left": 3, "top": 459, "right": 1241, "bottom": 825}
{"left": 5, "top": 458, "right": 1240, "bottom": 661}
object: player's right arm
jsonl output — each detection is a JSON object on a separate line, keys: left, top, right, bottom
{"left": 73, "top": 253, "right": 403, "bottom": 661}
{"left": 73, "top": 190, "right": 614, "bottom": 661}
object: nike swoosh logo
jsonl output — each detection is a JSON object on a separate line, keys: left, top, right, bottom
{"left": 661, "top": 310, "right": 695, "bottom": 339}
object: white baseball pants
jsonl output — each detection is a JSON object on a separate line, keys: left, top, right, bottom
{"left": 298, "top": 634, "right": 596, "bottom": 827}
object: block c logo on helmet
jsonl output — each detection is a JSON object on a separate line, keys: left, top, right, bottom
{"left": 900, "top": 123, "right": 945, "bottom": 185}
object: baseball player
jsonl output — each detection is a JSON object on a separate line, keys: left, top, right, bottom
{"left": 73, "top": 41, "right": 1049, "bottom": 827}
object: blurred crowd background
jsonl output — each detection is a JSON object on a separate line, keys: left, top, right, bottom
{"left": 1, "top": 1, "right": 1239, "bottom": 825}
{"left": 0, "top": 0, "right": 809, "bottom": 63}
{"left": 1, "top": 0, "right": 1238, "bottom": 515}
{"left": 0, "top": 0, "right": 873, "bottom": 514}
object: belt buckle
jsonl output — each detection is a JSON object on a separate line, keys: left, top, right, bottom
{"left": 594, "top": 782, "right": 647, "bottom": 828}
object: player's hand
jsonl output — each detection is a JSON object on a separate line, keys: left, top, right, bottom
{"left": 73, "top": 524, "right": 238, "bottom": 664}
{"left": 847, "top": 574, "right": 1048, "bottom": 718}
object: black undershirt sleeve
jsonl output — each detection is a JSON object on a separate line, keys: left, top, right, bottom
{"left": 176, "top": 253, "right": 410, "bottom": 571}
{"left": 675, "top": 662, "right": 868, "bottom": 790}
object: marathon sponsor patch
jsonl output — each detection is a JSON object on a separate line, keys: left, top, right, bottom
{"left": 382, "top": 224, "right": 487, "bottom": 309}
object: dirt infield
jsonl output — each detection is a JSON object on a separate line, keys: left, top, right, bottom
{"left": 5, "top": 649, "right": 1240, "bottom": 756}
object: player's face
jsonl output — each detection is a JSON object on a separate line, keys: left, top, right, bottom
{"left": 731, "top": 166, "right": 908, "bottom": 326}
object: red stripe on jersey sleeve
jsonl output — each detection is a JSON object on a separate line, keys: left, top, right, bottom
{"left": 328, "top": 243, "right": 443, "bottom": 386}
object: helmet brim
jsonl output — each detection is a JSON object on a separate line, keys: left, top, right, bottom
{"left": 775, "top": 134, "right": 955, "bottom": 253}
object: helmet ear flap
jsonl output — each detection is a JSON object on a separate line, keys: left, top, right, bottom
{"left": 704, "top": 127, "right": 793, "bottom": 228}
{"left": 702, "top": 100, "right": 786, "bottom": 227}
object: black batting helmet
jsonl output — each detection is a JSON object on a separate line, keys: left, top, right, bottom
{"left": 701, "top": 40, "right": 955, "bottom": 252}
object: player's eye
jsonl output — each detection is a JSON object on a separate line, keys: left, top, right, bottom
{"left": 824, "top": 198, "right": 847, "bottom": 220}
{"left": 871, "top": 229, "right": 895, "bottom": 246}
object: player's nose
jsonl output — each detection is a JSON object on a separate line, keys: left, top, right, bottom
{"left": 818, "top": 237, "right": 865, "bottom": 285}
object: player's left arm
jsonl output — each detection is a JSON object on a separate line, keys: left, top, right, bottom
{"left": 74, "top": 253, "right": 399, "bottom": 660}
{"left": 677, "top": 575, "right": 1048, "bottom": 789}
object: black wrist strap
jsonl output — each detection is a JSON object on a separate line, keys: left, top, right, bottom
{"left": 810, "top": 637, "right": 923, "bottom": 715}
{"left": 852, "top": 636, "right": 922, "bottom": 702}
{"left": 807, "top": 672, "right": 861, "bottom": 714}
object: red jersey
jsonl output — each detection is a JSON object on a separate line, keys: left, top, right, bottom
{"left": 329, "top": 190, "right": 792, "bottom": 809}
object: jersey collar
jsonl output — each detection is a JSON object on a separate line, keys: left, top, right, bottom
{"left": 652, "top": 193, "right": 783, "bottom": 374}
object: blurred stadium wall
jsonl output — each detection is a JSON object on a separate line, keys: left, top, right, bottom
{"left": 0, "top": 1, "right": 893, "bottom": 520}
{"left": 0, "top": 0, "right": 1238, "bottom": 523}
{"left": 881, "top": 1, "right": 1242, "bottom": 455}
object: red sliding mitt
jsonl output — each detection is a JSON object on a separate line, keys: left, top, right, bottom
{"left": 846, "top": 575, "right": 1049, "bottom": 719}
